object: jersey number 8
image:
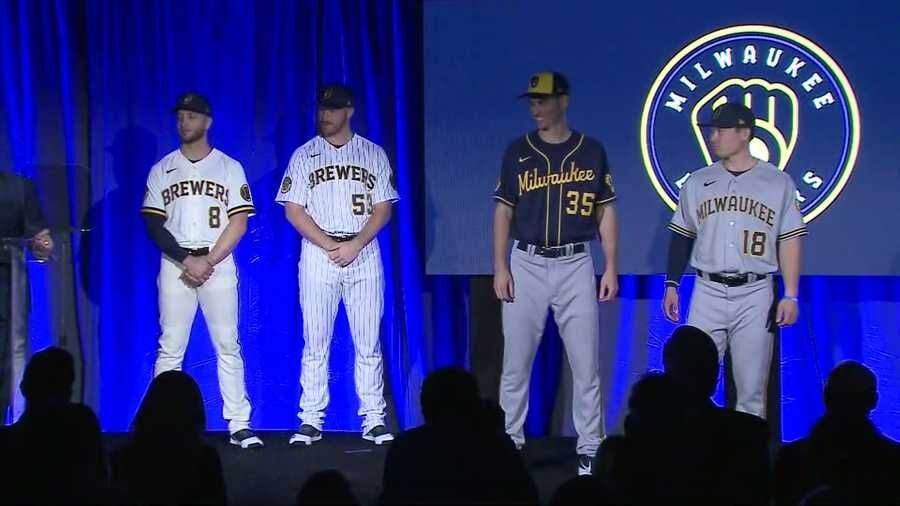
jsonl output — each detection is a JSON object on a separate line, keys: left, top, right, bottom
{"left": 209, "top": 207, "right": 221, "bottom": 228}
{"left": 352, "top": 194, "right": 374, "bottom": 216}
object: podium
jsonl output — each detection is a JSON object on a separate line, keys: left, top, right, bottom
{"left": 0, "top": 230, "right": 81, "bottom": 423}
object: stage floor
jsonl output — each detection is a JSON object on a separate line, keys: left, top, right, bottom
{"left": 103, "top": 432, "right": 579, "bottom": 505}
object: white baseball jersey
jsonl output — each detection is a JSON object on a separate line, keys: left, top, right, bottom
{"left": 669, "top": 160, "right": 807, "bottom": 274}
{"left": 274, "top": 134, "right": 399, "bottom": 232}
{"left": 141, "top": 148, "right": 255, "bottom": 248}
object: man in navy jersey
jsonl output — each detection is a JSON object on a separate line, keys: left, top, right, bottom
{"left": 492, "top": 72, "right": 619, "bottom": 475}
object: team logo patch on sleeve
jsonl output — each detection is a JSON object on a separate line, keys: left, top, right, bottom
{"left": 494, "top": 178, "right": 501, "bottom": 192}
{"left": 240, "top": 184, "right": 251, "bottom": 201}
{"left": 605, "top": 174, "right": 614, "bottom": 193}
{"left": 280, "top": 176, "right": 292, "bottom": 194}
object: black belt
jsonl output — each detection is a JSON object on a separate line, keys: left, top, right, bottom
{"left": 516, "top": 242, "right": 585, "bottom": 258}
{"left": 327, "top": 234, "right": 357, "bottom": 243}
{"left": 185, "top": 247, "right": 210, "bottom": 257}
{"left": 697, "top": 270, "right": 769, "bottom": 287}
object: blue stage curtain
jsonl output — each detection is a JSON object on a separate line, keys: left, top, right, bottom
{"left": 1, "top": 1, "right": 897, "bottom": 442}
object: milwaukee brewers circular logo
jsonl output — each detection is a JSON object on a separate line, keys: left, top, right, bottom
{"left": 280, "top": 176, "right": 292, "bottom": 194}
{"left": 640, "top": 25, "right": 860, "bottom": 223}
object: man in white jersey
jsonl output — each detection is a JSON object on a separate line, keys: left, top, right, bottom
{"left": 663, "top": 103, "right": 806, "bottom": 419}
{"left": 140, "top": 92, "right": 262, "bottom": 448}
{"left": 276, "top": 84, "right": 398, "bottom": 446}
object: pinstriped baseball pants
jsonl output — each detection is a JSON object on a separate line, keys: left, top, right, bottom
{"left": 297, "top": 238, "right": 386, "bottom": 433}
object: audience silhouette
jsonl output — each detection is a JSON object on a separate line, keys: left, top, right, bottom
{"left": 2, "top": 347, "right": 106, "bottom": 504}
{"left": 379, "top": 367, "right": 538, "bottom": 505}
{"left": 774, "top": 360, "right": 900, "bottom": 505}
{"left": 295, "top": 469, "right": 359, "bottom": 505}
{"left": 110, "top": 370, "right": 227, "bottom": 505}
{"left": 3, "top": 343, "right": 898, "bottom": 506}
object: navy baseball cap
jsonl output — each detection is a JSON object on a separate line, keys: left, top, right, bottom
{"left": 173, "top": 92, "right": 211, "bottom": 116}
{"left": 698, "top": 103, "right": 754, "bottom": 129}
{"left": 519, "top": 71, "right": 570, "bottom": 98}
{"left": 318, "top": 84, "right": 354, "bottom": 109}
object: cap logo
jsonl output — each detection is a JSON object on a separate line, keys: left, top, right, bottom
{"left": 529, "top": 76, "right": 539, "bottom": 89}
{"left": 323, "top": 88, "right": 333, "bottom": 99}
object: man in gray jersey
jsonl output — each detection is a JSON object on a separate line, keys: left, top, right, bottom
{"left": 663, "top": 102, "right": 806, "bottom": 419}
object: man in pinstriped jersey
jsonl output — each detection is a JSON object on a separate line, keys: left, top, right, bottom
{"left": 276, "top": 84, "right": 398, "bottom": 446}
{"left": 492, "top": 72, "right": 619, "bottom": 476}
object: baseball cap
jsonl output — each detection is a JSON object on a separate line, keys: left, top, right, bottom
{"left": 173, "top": 92, "right": 212, "bottom": 116}
{"left": 318, "top": 84, "right": 354, "bottom": 109}
{"left": 697, "top": 103, "right": 755, "bottom": 128}
{"left": 519, "top": 71, "right": 570, "bottom": 98}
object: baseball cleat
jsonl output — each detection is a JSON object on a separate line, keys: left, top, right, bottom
{"left": 229, "top": 429, "right": 264, "bottom": 449}
{"left": 289, "top": 424, "right": 323, "bottom": 446}
{"left": 362, "top": 425, "right": 394, "bottom": 445}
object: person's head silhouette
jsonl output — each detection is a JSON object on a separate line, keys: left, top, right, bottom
{"left": 20, "top": 346, "right": 75, "bottom": 410}
{"left": 824, "top": 360, "right": 877, "bottom": 418}
{"left": 663, "top": 325, "right": 719, "bottom": 399}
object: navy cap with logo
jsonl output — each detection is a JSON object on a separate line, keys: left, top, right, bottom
{"left": 519, "top": 71, "right": 570, "bottom": 98}
{"left": 698, "top": 102, "right": 755, "bottom": 129}
{"left": 318, "top": 84, "right": 354, "bottom": 109}
{"left": 173, "top": 92, "right": 212, "bottom": 116}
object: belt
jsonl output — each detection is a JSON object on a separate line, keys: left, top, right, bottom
{"left": 697, "top": 270, "right": 769, "bottom": 287}
{"left": 516, "top": 242, "right": 585, "bottom": 258}
{"left": 185, "top": 247, "right": 210, "bottom": 257}
{"left": 327, "top": 234, "right": 357, "bottom": 243}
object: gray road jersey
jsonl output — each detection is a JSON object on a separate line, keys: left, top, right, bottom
{"left": 669, "top": 160, "right": 807, "bottom": 274}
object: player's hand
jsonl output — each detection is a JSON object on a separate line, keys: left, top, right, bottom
{"left": 29, "top": 229, "right": 54, "bottom": 260}
{"left": 328, "top": 240, "right": 362, "bottom": 267}
{"left": 493, "top": 268, "right": 514, "bottom": 302}
{"left": 663, "top": 286, "right": 680, "bottom": 322}
{"left": 183, "top": 256, "right": 214, "bottom": 282}
{"left": 776, "top": 298, "right": 799, "bottom": 327}
{"left": 179, "top": 271, "right": 205, "bottom": 288}
{"left": 598, "top": 269, "right": 618, "bottom": 302}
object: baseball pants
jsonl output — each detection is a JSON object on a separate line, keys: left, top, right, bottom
{"left": 154, "top": 254, "right": 252, "bottom": 434}
{"left": 687, "top": 276, "right": 774, "bottom": 418}
{"left": 500, "top": 242, "right": 604, "bottom": 456}
{"left": 297, "top": 238, "right": 386, "bottom": 433}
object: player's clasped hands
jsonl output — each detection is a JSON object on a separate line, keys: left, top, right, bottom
{"left": 180, "top": 256, "right": 214, "bottom": 288}
{"left": 328, "top": 240, "right": 362, "bottom": 268}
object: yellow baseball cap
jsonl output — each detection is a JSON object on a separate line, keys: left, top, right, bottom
{"left": 519, "top": 71, "right": 570, "bottom": 98}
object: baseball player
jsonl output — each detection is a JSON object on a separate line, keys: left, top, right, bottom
{"left": 276, "top": 84, "right": 398, "bottom": 446}
{"left": 493, "top": 72, "right": 618, "bottom": 476}
{"left": 663, "top": 102, "right": 806, "bottom": 419}
{"left": 140, "top": 93, "right": 262, "bottom": 448}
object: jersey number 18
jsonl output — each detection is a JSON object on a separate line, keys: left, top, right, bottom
{"left": 742, "top": 230, "right": 766, "bottom": 257}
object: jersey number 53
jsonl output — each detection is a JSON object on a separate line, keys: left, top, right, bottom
{"left": 352, "top": 193, "right": 374, "bottom": 216}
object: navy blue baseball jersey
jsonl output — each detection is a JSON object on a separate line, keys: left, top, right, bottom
{"left": 493, "top": 131, "right": 616, "bottom": 246}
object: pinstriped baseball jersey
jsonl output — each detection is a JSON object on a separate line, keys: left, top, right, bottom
{"left": 141, "top": 148, "right": 255, "bottom": 248}
{"left": 275, "top": 134, "right": 399, "bottom": 233}
{"left": 669, "top": 160, "right": 807, "bottom": 274}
